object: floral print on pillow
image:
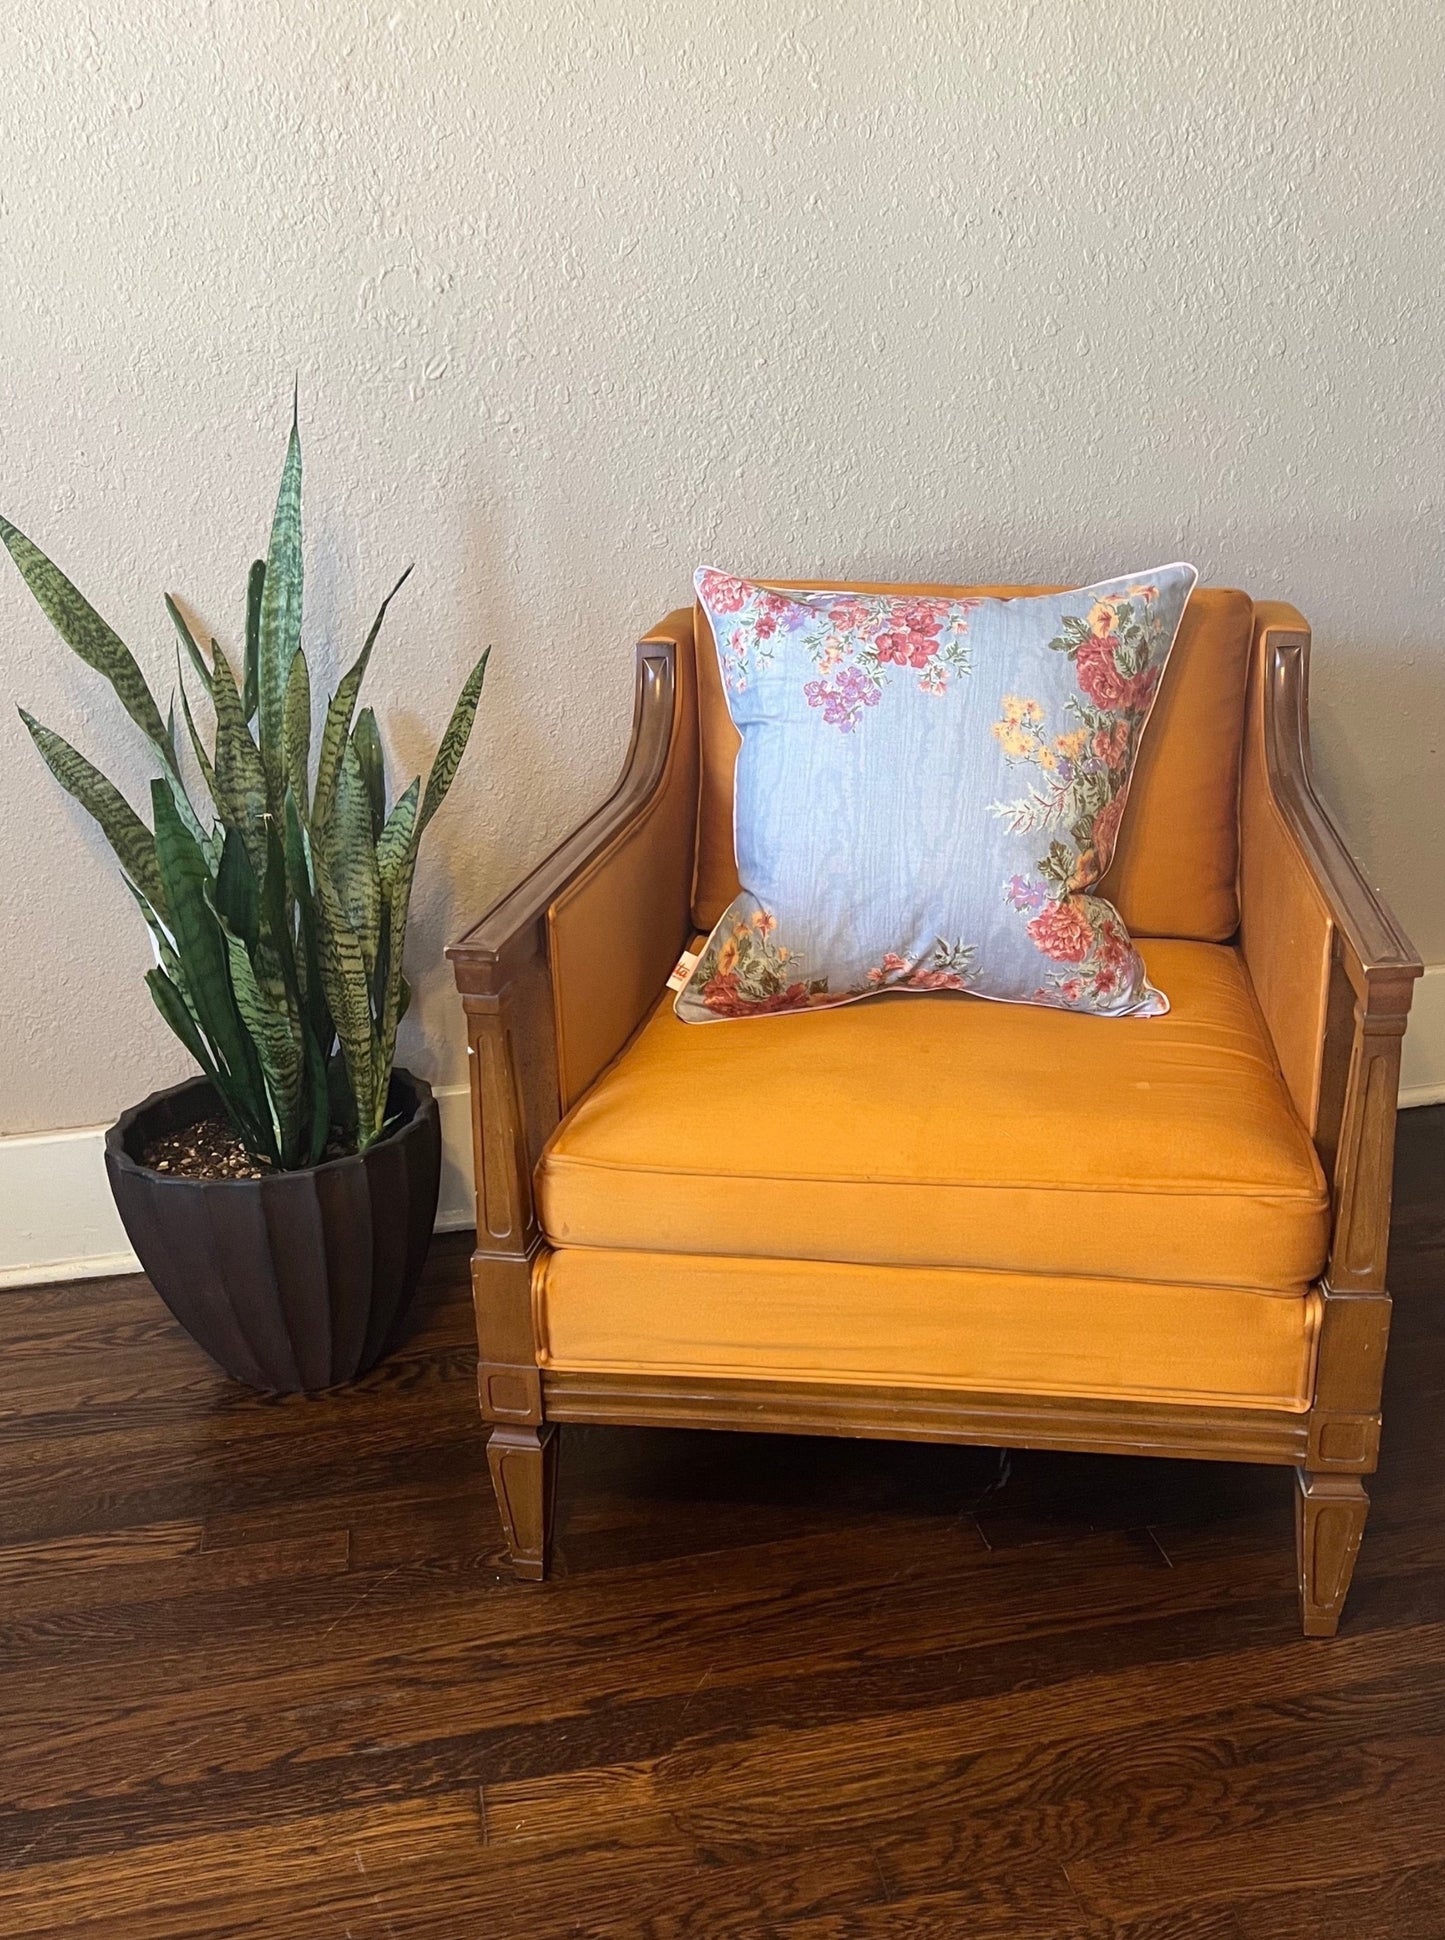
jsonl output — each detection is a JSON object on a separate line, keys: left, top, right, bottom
{"left": 676, "top": 565, "right": 1198, "bottom": 1024}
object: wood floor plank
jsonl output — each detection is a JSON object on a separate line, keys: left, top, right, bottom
{"left": 0, "top": 1111, "right": 1440, "bottom": 1937}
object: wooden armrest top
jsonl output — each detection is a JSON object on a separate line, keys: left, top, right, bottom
{"left": 448, "top": 626, "right": 687, "bottom": 996}
{"left": 1256, "top": 607, "right": 1420, "bottom": 994}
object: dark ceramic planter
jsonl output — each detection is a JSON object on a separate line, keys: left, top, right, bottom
{"left": 105, "top": 1071, "right": 441, "bottom": 1393}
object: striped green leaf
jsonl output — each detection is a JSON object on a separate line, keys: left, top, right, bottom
{"left": 311, "top": 566, "right": 412, "bottom": 833}
{"left": 175, "top": 653, "right": 218, "bottom": 807}
{"left": 165, "top": 594, "right": 213, "bottom": 699}
{"left": 301, "top": 1020, "right": 332, "bottom": 1165}
{"left": 283, "top": 648, "right": 311, "bottom": 812}
{"left": 325, "top": 740, "right": 383, "bottom": 978}
{"left": 1, "top": 517, "right": 172, "bottom": 758}
{"left": 209, "top": 638, "right": 270, "bottom": 876}
{"left": 214, "top": 826, "right": 260, "bottom": 952}
{"left": 419, "top": 648, "right": 489, "bottom": 833}
{"left": 257, "top": 406, "right": 302, "bottom": 804}
{"left": 219, "top": 922, "right": 302, "bottom": 1161}
{"left": 313, "top": 852, "right": 377, "bottom": 1137}
{"left": 150, "top": 780, "right": 274, "bottom": 1160}
{"left": 352, "top": 708, "right": 386, "bottom": 841}
{"left": 243, "top": 559, "right": 264, "bottom": 723}
{"left": 19, "top": 709, "right": 166, "bottom": 913}
{"left": 373, "top": 836, "right": 420, "bottom": 1144}
{"left": 284, "top": 788, "right": 328, "bottom": 1046}
{"left": 375, "top": 776, "right": 419, "bottom": 896}
{"left": 145, "top": 964, "right": 222, "bottom": 1088}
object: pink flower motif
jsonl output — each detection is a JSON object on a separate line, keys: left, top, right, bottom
{"left": 875, "top": 626, "right": 940, "bottom": 669}
{"left": 698, "top": 570, "right": 751, "bottom": 614}
{"left": 1090, "top": 790, "right": 1125, "bottom": 865}
{"left": 1026, "top": 898, "right": 1095, "bottom": 964}
{"left": 1076, "top": 634, "right": 1158, "bottom": 715}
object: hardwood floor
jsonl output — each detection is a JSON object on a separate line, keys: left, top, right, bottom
{"left": 1, "top": 1110, "right": 1442, "bottom": 1939}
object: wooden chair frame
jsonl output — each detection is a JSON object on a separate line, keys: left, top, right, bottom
{"left": 449, "top": 603, "right": 1420, "bottom": 1635}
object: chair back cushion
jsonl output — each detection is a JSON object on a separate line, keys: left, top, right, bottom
{"left": 692, "top": 578, "right": 1255, "bottom": 944}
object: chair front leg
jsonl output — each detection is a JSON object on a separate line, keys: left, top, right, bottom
{"left": 1296, "top": 1470, "right": 1369, "bottom": 1637}
{"left": 488, "top": 1421, "right": 558, "bottom": 1581}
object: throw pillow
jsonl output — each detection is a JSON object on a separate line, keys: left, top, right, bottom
{"left": 675, "top": 564, "right": 1198, "bottom": 1023}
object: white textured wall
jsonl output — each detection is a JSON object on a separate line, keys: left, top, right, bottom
{"left": 1, "top": 0, "right": 1442, "bottom": 1135}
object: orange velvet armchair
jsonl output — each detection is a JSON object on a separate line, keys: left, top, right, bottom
{"left": 449, "top": 583, "right": 1420, "bottom": 1635}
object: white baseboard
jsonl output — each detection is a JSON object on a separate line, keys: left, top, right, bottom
{"left": 1400, "top": 962, "right": 1445, "bottom": 1108}
{"left": 0, "top": 1083, "right": 476, "bottom": 1291}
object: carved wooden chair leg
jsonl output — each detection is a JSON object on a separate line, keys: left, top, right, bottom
{"left": 1295, "top": 1469, "right": 1369, "bottom": 1637}
{"left": 488, "top": 1423, "right": 558, "bottom": 1581}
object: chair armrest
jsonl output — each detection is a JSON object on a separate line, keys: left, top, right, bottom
{"left": 447, "top": 608, "right": 698, "bottom": 1263}
{"left": 1239, "top": 602, "right": 1420, "bottom": 1314}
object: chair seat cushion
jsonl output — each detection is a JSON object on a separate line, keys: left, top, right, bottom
{"left": 537, "top": 939, "right": 1329, "bottom": 1293}
{"left": 535, "top": 1250, "right": 1322, "bottom": 1409}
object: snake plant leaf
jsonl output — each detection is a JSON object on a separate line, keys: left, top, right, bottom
{"left": 151, "top": 779, "right": 273, "bottom": 1155}
{"left": 209, "top": 638, "right": 270, "bottom": 877}
{"left": 175, "top": 651, "right": 218, "bottom": 806}
{"left": 258, "top": 821, "right": 301, "bottom": 997}
{"left": 284, "top": 787, "right": 328, "bottom": 1044}
{"left": 313, "top": 851, "right": 377, "bottom": 1138}
{"left": 419, "top": 647, "right": 489, "bottom": 833}
{"left": 243, "top": 559, "right": 264, "bottom": 723}
{"left": 19, "top": 709, "right": 167, "bottom": 914}
{"left": 311, "top": 565, "right": 412, "bottom": 833}
{"left": 301, "top": 1020, "right": 332, "bottom": 1165}
{"left": 352, "top": 708, "right": 386, "bottom": 841}
{"left": 375, "top": 776, "right": 420, "bottom": 896}
{"left": 218, "top": 920, "right": 302, "bottom": 1161}
{"left": 283, "top": 648, "right": 311, "bottom": 811}
{"left": 214, "top": 826, "right": 261, "bottom": 953}
{"left": 326, "top": 739, "right": 383, "bottom": 977}
{"left": 373, "top": 834, "right": 420, "bottom": 1143}
{"left": 145, "top": 964, "right": 222, "bottom": 1087}
{"left": 1, "top": 517, "right": 173, "bottom": 759}
{"left": 165, "top": 594, "right": 213, "bottom": 699}
{"left": 257, "top": 405, "right": 302, "bottom": 805}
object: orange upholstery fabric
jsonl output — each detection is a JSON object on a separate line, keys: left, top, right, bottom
{"left": 537, "top": 939, "right": 1329, "bottom": 1293}
{"left": 691, "top": 581, "right": 1255, "bottom": 943}
{"left": 535, "top": 1249, "right": 1321, "bottom": 1410}
{"left": 1239, "top": 603, "right": 1333, "bottom": 1134}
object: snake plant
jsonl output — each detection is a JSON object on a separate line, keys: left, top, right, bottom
{"left": 5, "top": 402, "right": 487, "bottom": 1167}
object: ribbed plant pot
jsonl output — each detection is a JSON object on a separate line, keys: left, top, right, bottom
{"left": 105, "top": 1071, "right": 441, "bottom": 1393}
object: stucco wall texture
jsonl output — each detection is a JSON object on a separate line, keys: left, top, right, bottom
{"left": 1, "top": 1, "right": 1441, "bottom": 1135}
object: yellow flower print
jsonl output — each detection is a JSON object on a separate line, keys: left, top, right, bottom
{"left": 752, "top": 909, "right": 778, "bottom": 936}
{"left": 1088, "top": 598, "right": 1120, "bottom": 637}
{"left": 1057, "top": 727, "right": 1090, "bottom": 759}
{"left": 718, "top": 937, "right": 739, "bottom": 974}
{"left": 993, "top": 721, "right": 1041, "bottom": 760}
{"left": 999, "top": 694, "right": 1043, "bottom": 728}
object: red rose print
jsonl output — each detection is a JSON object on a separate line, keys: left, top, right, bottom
{"left": 1075, "top": 633, "right": 1128, "bottom": 710}
{"left": 1090, "top": 790, "right": 1125, "bottom": 864}
{"left": 1026, "top": 897, "right": 1095, "bottom": 964}
{"left": 698, "top": 570, "right": 750, "bottom": 614}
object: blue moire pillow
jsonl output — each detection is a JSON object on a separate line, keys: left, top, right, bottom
{"left": 675, "top": 565, "right": 1199, "bottom": 1024}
